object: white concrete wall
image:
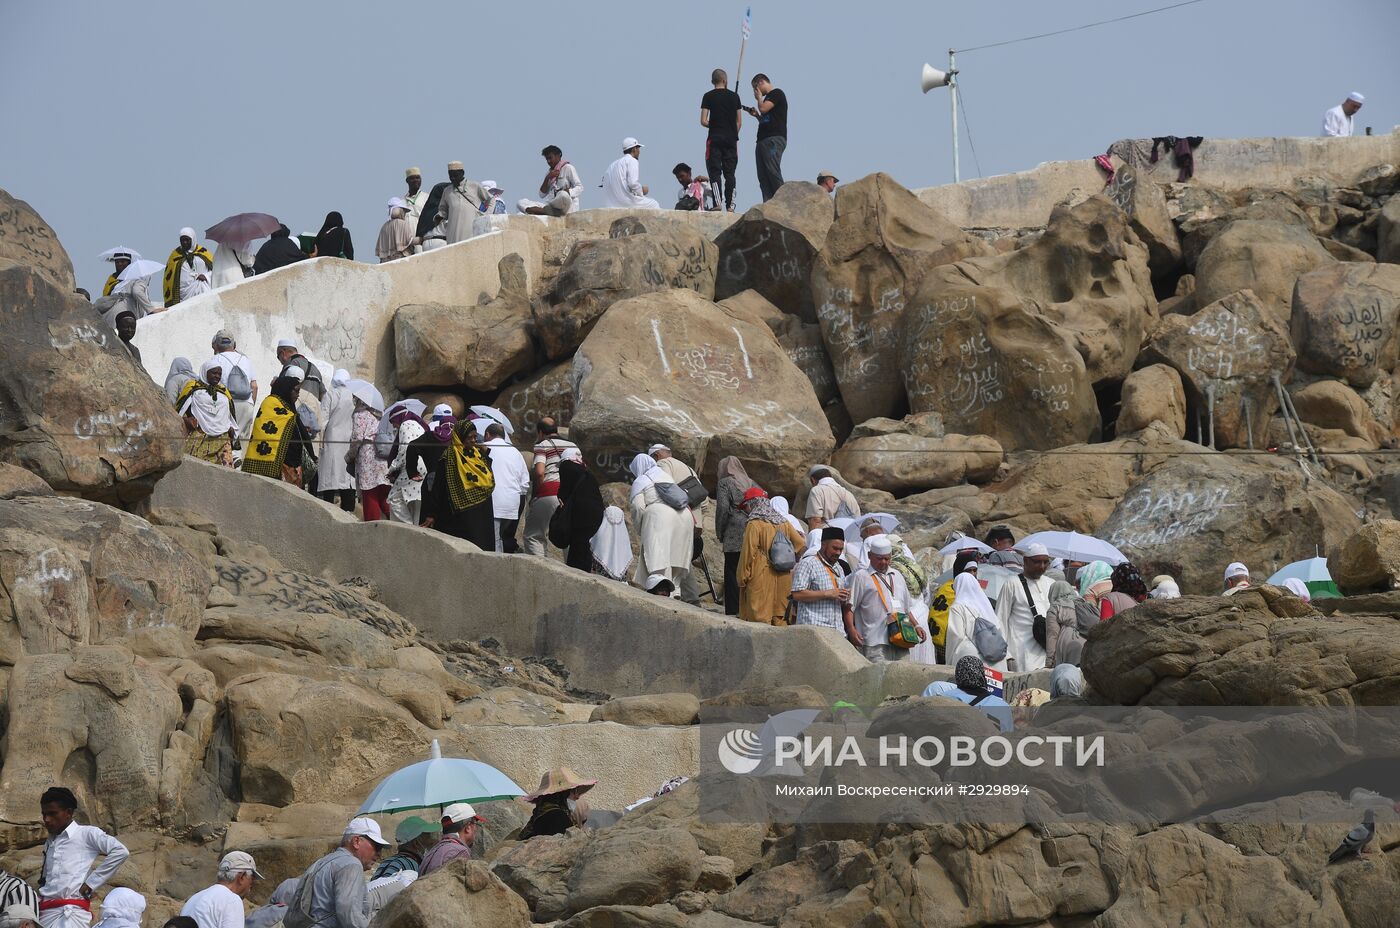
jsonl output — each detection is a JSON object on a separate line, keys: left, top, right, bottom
{"left": 132, "top": 229, "right": 540, "bottom": 397}
{"left": 916, "top": 130, "right": 1400, "bottom": 230}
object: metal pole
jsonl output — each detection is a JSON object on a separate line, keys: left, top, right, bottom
{"left": 948, "top": 48, "right": 960, "bottom": 183}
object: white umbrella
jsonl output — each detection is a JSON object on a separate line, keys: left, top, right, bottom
{"left": 938, "top": 536, "right": 992, "bottom": 557}
{"left": 469, "top": 405, "right": 513, "bottom": 436}
{"left": 1019, "top": 530, "right": 1127, "bottom": 565}
{"left": 348, "top": 379, "right": 384, "bottom": 413}
{"left": 116, "top": 258, "right": 165, "bottom": 282}
{"left": 99, "top": 246, "right": 143, "bottom": 261}
{"left": 858, "top": 512, "right": 899, "bottom": 534}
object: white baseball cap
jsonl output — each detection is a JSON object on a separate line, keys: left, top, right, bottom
{"left": 219, "top": 851, "right": 264, "bottom": 879}
{"left": 1224, "top": 562, "right": 1250, "bottom": 581}
{"left": 432, "top": 403, "right": 454, "bottom": 418}
{"left": 441, "top": 802, "right": 484, "bottom": 825}
{"left": 1019, "top": 542, "right": 1050, "bottom": 558}
{"left": 481, "top": 180, "right": 504, "bottom": 195}
{"left": 344, "top": 816, "right": 391, "bottom": 847}
{"left": 281, "top": 365, "right": 306, "bottom": 382}
{"left": 622, "top": 137, "right": 644, "bottom": 151}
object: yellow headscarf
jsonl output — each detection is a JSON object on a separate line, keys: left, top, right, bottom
{"left": 445, "top": 426, "right": 494, "bottom": 512}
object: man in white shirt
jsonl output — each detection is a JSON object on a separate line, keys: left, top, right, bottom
{"left": 180, "top": 852, "right": 262, "bottom": 928}
{"left": 482, "top": 422, "right": 530, "bottom": 553}
{"left": 36, "top": 788, "right": 129, "bottom": 928}
{"left": 518, "top": 145, "right": 583, "bottom": 216}
{"left": 599, "top": 138, "right": 660, "bottom": 209}
{"left": 994, "top": 542, "right": 1053, "bottom": 672}
{"left": 804, "top": 465, "right": 861, "bottom": 529}
{"left": 209, "top": 331, "right": 258, "bottom": 451}
{"left": 1322, "top": 92, "right": 1365, "bottom": 137}
{"left": 843, "top": 534, "right": 922, "bottom": 662}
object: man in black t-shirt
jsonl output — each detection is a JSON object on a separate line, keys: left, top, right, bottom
{"left": 743, "top": 73, "right": 788, "bottom": 201}
{"left": 700, "top": 68, "right": 743, "bottom": 212}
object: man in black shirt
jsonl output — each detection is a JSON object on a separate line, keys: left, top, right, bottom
{"left": 700, "top": 68, "right": 743, "bottom": 212}
{"left": 744, "top": 73, "right": 788, "bottom": 201}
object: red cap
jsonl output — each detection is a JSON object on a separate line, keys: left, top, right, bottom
{"left": 742, "top": 487, "right": 769, "bottom": 503}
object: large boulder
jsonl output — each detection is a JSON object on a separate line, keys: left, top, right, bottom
{"left": 394, "top": 256, "right": 537, "bottom": 392}
{"left": 1140, "top": 289, "right": 1296, "bottom": 449}
{"left": 1104, "top": 165, "right": 1182, "bottom": 281}
{"left": 563, "top": 827, "right": 705, "bottom": 917}
{"left": 830, "top": 426, "right": 1001, "bottom": 496}
{"left": 0, "top": 187, "right": 75, "bottom": 291}
{"left": 714, "top": 182, "right": 834, "bottom": 321}
{"left": 0, "top": 495, "right": 208, "bottom": 665}
{"left": 0, "top": 266, "right": 184, "bottom": 504}
{"left": 1288, "top": 379, "right": 1381, "bottom": 444}
{"left": 900, "top": 280, "right": 1099, "bottom": 451}
{"left": 1290, "top": 262, "right": 1400, "bottom": 387}
{"left": 493, "top": 359, "right": 575, "bottom": 452}
{"left": 371, "top": 858, "right": 530, "bottom": 928}
{"left": 0, "top": 646, "right": 183, "bottom": 832}
{"left": 913, "top": 196, "right": 1157, "bottom": 387}
{"left": 1097, "top": 454, "right": 1360, "bottom": 593}
{"left": 1116, "top": 364, "right": 1187, "bottom": 437}
{"left": 533, "top": 222, "right": 719, "bottom": 360}
{"left": 569, "top": 290, "right": 835, "bottom": 494}
{"left": 1378, "top": 194, "right": 1400, "bottom": 264}
{"left": 1193, "top": 220, "right": 1334, "bottom": 324}
{"left": 811, "top": 173, "right": 991, "bottom": 423}
{"left": 1081, "top": 587, "right": 1400, "bottom": 705}
{"left": 1332, "top": 520, "right": 1400, "bottom": 594}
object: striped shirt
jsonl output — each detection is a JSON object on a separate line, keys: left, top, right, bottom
{"left": 790, "top": 554, "right": 848, "bottom": 630}
{"left": 1, "top": 871, "right": 40, "bottom": 915}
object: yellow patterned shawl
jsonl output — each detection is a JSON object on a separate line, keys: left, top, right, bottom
{"left": 163, "top": 245, "right": 214, "bottom": 306}
{"left": 240, "top": 395, "right": 297, "bottom": 478}
{"left": 445, "top": 430, "right": 495, "bottom": 511}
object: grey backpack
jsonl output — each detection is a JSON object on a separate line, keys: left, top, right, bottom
{"left": 654, "top": 481, "right": 691, "bottom": 511}
{"left": 973, "top": 614, "right": 1008, "bottom": 664}
{"left": 768, "top": 527, "right": 797, "bottom": 571}
{"left": 224, "top": 356, "right": 252, "bottom": 401}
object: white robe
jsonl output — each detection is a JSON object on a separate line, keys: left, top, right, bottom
{"left": 1322, "top": 104, "right": 1354, "bottom": 137}
{"left": 600, "top": 155, "right": 660, "bottom": 209}
{"left": 211, "top": 242, "right": 254, "bottom": 288}
{"left": 176, "top": 251, "right": 214, "bottom": 301}
{"left": 317, "top": 384, "right": 356, "bottom": 492}
{"left": 630, "top": 479, "right": 695, "bottom": 585}
{"left": 94, "top": 277, "right": 155, "bottom": 326}
{"left": 994, "top": 573, "right": 1052, "bottom": 672}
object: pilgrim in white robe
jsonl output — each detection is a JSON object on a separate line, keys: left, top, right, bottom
{"left": 317, "top": 381, "right": 356, "bottom": 493}
{"left": 211, "top": 242, "right": 254, "bottom": 288}
{"left": 439, "top": 180, "right": 494, "bottom": 244}
{"left": 599, "top": 155, "right": 660, "bottom": 209}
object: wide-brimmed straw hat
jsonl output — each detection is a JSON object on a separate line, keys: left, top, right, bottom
{"left": 519, "top": 766, "right": 598, "bottom": 803}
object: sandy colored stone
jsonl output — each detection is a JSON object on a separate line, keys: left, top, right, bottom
{"left": 372, "top": 858, "right": 530, "bottom": 928}
{"left": 1289, "top": 379, "right": 1381, "bottom": 445}
{"left": 590, "top": 693, "right": 700, "bottom": 726}
{"left": 1333, "top": 520, "right": 1400, "bottom": 593}
{"left": 830, "top": 432, "right": 1001, "bottom": 496}
{"left": 1117, "top": 363, "right": 1187, "bottom": 437}
{"left": 0, "top": 187, "right": 75, "bottom": 290}
{"left": 393, "top": 291, "right": 537, "bottom": 393}
{"left": 1290, "top": 261, "right": 1400, "bottom": 387}
{"left": 714, "top": 182, "right": 834, "bottom": 322}
{"left": 1194, "top": 219, "right": 1334, "bottom": 323}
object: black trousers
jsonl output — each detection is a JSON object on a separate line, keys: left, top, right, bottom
{"left": 497, "top": 517, "right": 520, "bottom": 553}
{"left": 723, "top": 550, "right": 741, "bottom": 616}
{"left": 318, "top": 489, "right": 355, "bottom": 512}
{"left": 706, "top": 138, "right": 739, "bottom": 210}
{"left": 756, "top": 136, "right": 786, "bottom": 201}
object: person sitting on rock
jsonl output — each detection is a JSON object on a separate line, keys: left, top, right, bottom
{"left": 180, "top": 852, "right": 262, "bottom": 928}
{"left": 419, "top": 804, "right": 484, "bottom": 876}
{"left": 92, "top": 253, "right": 157, "bottom": 327}
{"left": 371, "top": 818, "right": 440, "bottom": 880}
{"left": 922, "top": 656, "right": 1012, "bottom": 732}
{"left": 283, "top": 818, "right": 387, "bottom": 928}
{"left": 163, "top": 228, "right": 214, "bottom": 307}
{"left": 599, "top": 138, "right": 660, "bottom": 210}
{"left": 803, "top": 465, "right": 861, "bottom": 530}
{"left": 518, "top": 145, "right": 583, "bottom": 216}
{"left": 36, "top": 786, "right": 130, "bottom": 928}
{"left": 518, "top": 768, "right": 597, "bottom": 840}
{"left": 1222, "top": 562, "right": 1252, "bottom": 596}
{"left": 671, "top": 162, "right": 717, "bottom": 211}
{"left": 253, "top": 225, "right": 307, "bottom": 275}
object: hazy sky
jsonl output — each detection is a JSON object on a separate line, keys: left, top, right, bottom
{"left": 4, "top": 0, "right": 1396, "bottom": 295}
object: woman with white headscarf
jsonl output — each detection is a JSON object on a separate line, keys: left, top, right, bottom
{"left": 92, "top": 888, "right": 145, "bottom": 928}
{"left": 316, "top": 369, "right": 357, "bottom": 511}
{"left": 945, "top": 567, "right": 1008, "bottom": 672}
{"left": 376, "top": 199, "right": 416, "bottom": 262}
{"left": 771, "top": 496, "right": 805, "bottom": 536}
{"left": 591, "top": 506, "right": 633, "bottom": 580}
{"left": 628, "top": 453, "right": 694, "bottom": 590}
{"left": 211, "top": 240, "right": 255, "bottom": 288}
{"left": 177, "top": 358, "right": 239, "bottom": 466}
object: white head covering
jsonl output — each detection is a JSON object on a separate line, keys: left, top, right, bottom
{"left": 92, "top": 888, "right": 145, "bottom": 928}
{"left": 280, "top": 365, "right": 306, "bottom": 382}
{"left": 179, "top": 226, "right": 196, "bottom": 241}
{"left": 1281, "top": 577, "right": 1312, "bottom": 602}
{"left": 865, "top": 533, "right": 893, "bottom": 556}
{"left": 1149, "top": 575, "right": 1180, "bottom": 599}
{"left": 628, "top": 453, "right": 663, "bottom": 499}
{"left": 644, "top": 573, "right": 670, "bottom": 591}
{"left": 952, "top": 570, "right": 997, "bottom": 626}
{"left": 163, "top": 356, "right": 196, "bottom": 404}
{"left": 1019, "top": 542, "right": 1050, "bottom": 558}
{"left": 1348, "top": 91, "right": 1365, "bottom": 104}
{"left": 1050, "top": 664, "right": 1085, "bottom": 698}
{"left": 561, "top": 446, "right": 584, "bottom": 463}
{"left": 1224, "top": 562, "right": 1250, "bottom": 581}
{"left": 333, "top": 369, "right": 351, "bottom": 387}
{"left": 590, "top": 506, "right": 633, "bottom": 580}
{"left": 181, "top": 360, "right": 238, "bottom": 436}
{"left": 803, "top": 528, "right": 823, "bottom": 558}
{"left": 772, "top": 496, "right": 804, "bottom": 535}
{"left": 431, "top": 403, "right": 454, "bottom": 419}
{"left": 199, "top": 357, "right": 222, "bottom": 379}
{"left": 276, "top": 339, "right": 297, "bottom": 350}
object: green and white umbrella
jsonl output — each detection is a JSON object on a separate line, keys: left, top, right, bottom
{"left": 357, "top": 739, "right": 525, "bottom": 815}
{"left": 1267, "top": 557, "right": 1341, "bottom": 599}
